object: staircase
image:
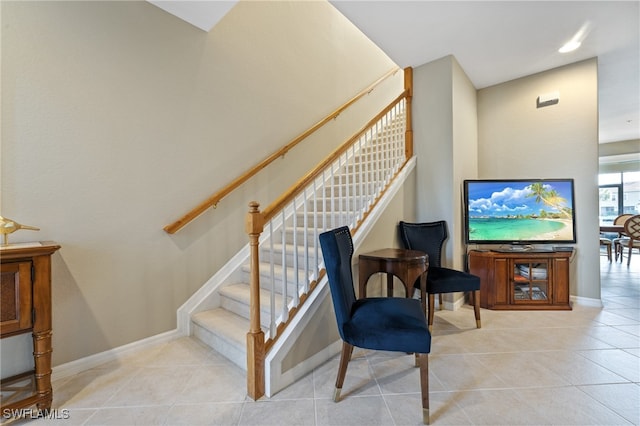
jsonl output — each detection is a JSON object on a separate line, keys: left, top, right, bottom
{"left": 178, "top": 94, "right": 411, "bottom": 396}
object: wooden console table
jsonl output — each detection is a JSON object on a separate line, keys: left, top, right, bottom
{"left": 358, "top": 248, "right": 428, "bottom": 312}
{"left": 1, "top": 241, "right": 60, "bottom": 414}
{"left": 468, "top": 249, "right": 572, "bottom": 310}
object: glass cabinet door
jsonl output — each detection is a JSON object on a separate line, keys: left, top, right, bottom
{"left": 512, "top": 260, "right": 549, "bottom": 302}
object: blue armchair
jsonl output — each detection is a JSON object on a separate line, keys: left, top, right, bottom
{"left": 399, "top": 220, "right": 481, "bottom": 332}
{"left": 319, "top": 226, "right": 432, "bottom": 424}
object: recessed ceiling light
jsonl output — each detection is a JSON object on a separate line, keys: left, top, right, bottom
{"left": 558, "top": 22, "right": 591, "bottom": 54}
{"left": 559, "top": 40, "right": 581, "bottom": 53}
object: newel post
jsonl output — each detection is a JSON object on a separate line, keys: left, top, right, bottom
{"left": 245, "top": 201, "right": 265, "bottom": 400}
{"left": 404, "top": 67, "right": 414, "bottom": 158}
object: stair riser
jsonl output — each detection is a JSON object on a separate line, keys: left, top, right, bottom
{"left": 267, "top": 226, "right": 362, "bottom": 246}
{"left": 310, "top": 167, "right": 391, "bottom": 184}
{"left": 260, "top": 248, "right": 323, "bottom": 269}
{"left": 192, "top": 323, "right": 246, "bottom": 371}
{"left": 257, "top": 277, "right": 306, "bottom": 297}
{"left": 283, "top": 226, "right": 343, "bottom": 244}
{"left": 261, "top": 276, "right": 307, "bottom": 297}
{"left": 306, "top": 198, "right": 368, "bottom": 212}
{"left": 354, "top": 141, "right": 403, "bottom": 155}
{"left": 219, "top": 295, "right": 276, "bottom": 329}
{"left": 262, "top": 228, "right": 321, "bottom": 246}
{"left": 341, "top": 159, "right": 400, "bottom": 174}
{"left": 329, "top": 173, "right": 391, "bottom": 185}
{"left": 241, "top": 265, "right": 309, "bottom": 296}
{"left": 291, "top": 213, "right": 360, "bottom": 229}
{"left": 322, "top": 184, "right": 369, "bottom": 196}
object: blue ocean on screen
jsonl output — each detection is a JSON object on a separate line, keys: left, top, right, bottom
{"left": 468, "top": 218, "right": 566, "bottom": 241}
{"left": 464, "top": 179, "right": 576, "bottom": 242}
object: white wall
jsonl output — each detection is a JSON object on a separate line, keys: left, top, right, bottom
{"left": 1, "top": 1, "right": 400, "bottom": 366}
{"left": 477, "top": 58, "right": 600, "bottom": 300}
{"left": 599, "top": 139, "right": 640, "bottom": 173}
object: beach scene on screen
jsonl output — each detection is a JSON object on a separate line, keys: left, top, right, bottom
{"left": 466, "top": 181, "right": 575, "bottom": 242}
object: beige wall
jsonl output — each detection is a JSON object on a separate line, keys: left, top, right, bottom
{"left": 1, "top": 1, "right": 400, "bottom": 366}
{"left": 412, "top": 56, "right": 478, "bottom": 270}
{"left": 451, "top": 59, "right": 479, "bottom": 266}
{"left": 2, "top": 0, "right": 604, "bottom": 375}
{"left": 411, "top": 56, "right": 600, "bottom": 301}
{"left": 413, "top": 57, "right": 454, "bottom": 226}
{"left": 477, "top": 58, "right": 600, "bottom": 299}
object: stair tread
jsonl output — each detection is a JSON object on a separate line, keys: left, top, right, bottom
{"left": 242, "top": 261, "right": 311, "bottom": 279}
{"left": 270, "top": 242, "right": 320, "bottom": 253}
{"left": 192, "top": 308, "right": 248, "bottom": 346}
{"left": 220, "top": 282, "right": 288, "bottom": 312}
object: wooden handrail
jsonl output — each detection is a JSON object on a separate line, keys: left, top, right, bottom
{"left": 261, "top": 89, "right": 410, "bottom": 223}
{"left": 163, "top": 67, "right": 400, "bottom": 234}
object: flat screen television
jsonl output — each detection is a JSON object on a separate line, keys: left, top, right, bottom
{"left": 463, "top": 179, "right": 577, "bottom": 245}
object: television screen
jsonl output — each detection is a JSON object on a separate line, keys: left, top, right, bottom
{"left": 463, "top": 179, "right": 576, "bottom": 245}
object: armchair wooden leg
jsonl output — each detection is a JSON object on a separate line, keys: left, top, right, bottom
{"left": 417, "top": 353, "right": 430, "bottom": 425}
{"left": 472, "top": 290, "right": 481, "bottom": 328}
{"left": 427, "top": 294, "right": 435, "bottom": 333}
{"left": 334, "top": 342, "right": 353, "bottom": 401}
{"left": 438, "top": 294, "right": 443, "bottom": 310}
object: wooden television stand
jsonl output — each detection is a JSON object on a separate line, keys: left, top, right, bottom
{"left": 468, "top": 249, "right": 572, "bottom": 310}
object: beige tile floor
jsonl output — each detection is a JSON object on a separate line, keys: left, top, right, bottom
{"left": 4, "top": 256, "right": 639, "bottom": 425}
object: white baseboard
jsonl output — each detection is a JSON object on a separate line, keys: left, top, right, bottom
{"left": 51, "top": 158, "right": 417, "bottom": 388}
{"left": 51, "top": 328, "right": 184, "bottom": 382}
{"left": 570, "top": 295, "right": 603, "bottom": 308}
{"left": 443, "top": 293, "right": 466, "bottom": 311}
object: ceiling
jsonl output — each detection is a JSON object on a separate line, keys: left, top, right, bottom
{"left": 149, "top": 1, "right": 640, "bottom": 144}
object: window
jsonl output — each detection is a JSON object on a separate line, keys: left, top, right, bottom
{"left": 599, "top": 171, "right": 640, "bottom": 223}
{"left": 622, "top": 171, "right": 640, "bottom": 215}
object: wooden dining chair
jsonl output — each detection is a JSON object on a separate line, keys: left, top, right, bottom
{"left": 613, "top": 214, "right": 634, "bottom": 261}
{"left": 600, "top": 237, "right": 612, "bottom": 262}
{"left": 621, "top": 214, "right": 640, "bottom": 266}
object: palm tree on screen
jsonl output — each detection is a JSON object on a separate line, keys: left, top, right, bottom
{"left": 526, "top": 183, "right": 572, "bottom": 218}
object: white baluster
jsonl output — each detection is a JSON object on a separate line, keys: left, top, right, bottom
{"left": 292, "top": 198, "right": 299, "bottom": 306}
{"left": 281, "top": 212, "right": 288, "bottom": 323}
{"left": 269, "top": 221, "right": 276, "bottom": 338}
{"left": 303, "top": 187, "right": 309, "bottom": 293}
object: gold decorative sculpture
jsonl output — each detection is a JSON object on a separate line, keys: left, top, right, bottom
{"left": 0, "top": 216, "right": 40, "bottom": 246}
